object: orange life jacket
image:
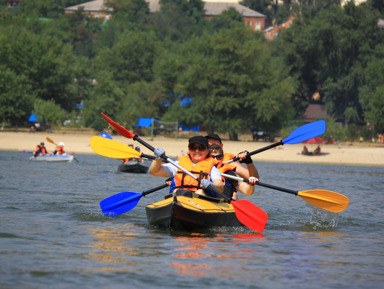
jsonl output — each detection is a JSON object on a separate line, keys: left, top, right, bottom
{"left": 173, "top": 155, "right": 217, "bottom": 191}
{"left": 55, "top": 146, "right": 65, "bottom": 155}
{"left": 223, "top": 152, "right": 236, "bottom": 163}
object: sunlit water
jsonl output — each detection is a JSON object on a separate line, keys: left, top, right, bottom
{"left": 1, "top": 151, "right": 383, "bottom": 288}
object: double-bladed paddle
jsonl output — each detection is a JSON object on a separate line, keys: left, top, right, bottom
{"left": 90, "top": 136, "right": 156, "bottom": 160}
{"left": 100, "top": 112, "right": 268, "bottom": 233}
{"left": 225, "top": 120, "right": 326, "bottom": 163}
{"left": 46, "top": 137, "right": 79, "bottom": 162}
{"left": 100, "top": 183, "right": 169, "bottom": 216}
{"left": 221, "top": 173, "right": 349, "bottom": 213}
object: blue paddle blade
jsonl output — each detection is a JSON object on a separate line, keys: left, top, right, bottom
{"left": 100, "top": 191, "right": 143, "bottom": 216}
{"left": 283, "top": 120, "right": 326, "bottom": 144}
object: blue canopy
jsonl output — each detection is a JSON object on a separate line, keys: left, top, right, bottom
{"left": 28, "top": 113, "right": 38, "bottom": 122}
{"left": 135, "top": 118, "right": 153, "bottom": 127}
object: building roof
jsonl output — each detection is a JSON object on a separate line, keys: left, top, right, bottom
{"left": 378, "top": 18, "right": 384, "bottom": 30}
{"left": 204, "top": 2, "right": 264, "bottom": 17}
{"left": 302, "top": 104, "right": 330, "bottom": 122}
{"left": 65, "top": 0, "right": 264, "bottom": 18}
{"left": 65, "top": 0, "right": 111, "bottom": 13}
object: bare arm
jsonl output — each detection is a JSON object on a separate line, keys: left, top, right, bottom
{"left": 148, "top": 158, "right": 168, "bottom": 177}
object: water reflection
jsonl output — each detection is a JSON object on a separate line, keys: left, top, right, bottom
{"left": 171, "top": 232, "right": 267, "bottom": 277}
{"left": 86, "top": 224, "right": 141, "bottom": 272}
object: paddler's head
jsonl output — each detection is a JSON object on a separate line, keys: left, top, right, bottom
{"left": 209, "top": 144, "right": 224, "bottom": 165}
{"left": 205, "top": 133, "right": 223, "bottom": 148}
{"left": 188, "top": 136, "right": 209, "bottom": 163}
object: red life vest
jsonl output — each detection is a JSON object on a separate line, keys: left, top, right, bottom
{"left": 173, "top": 155, "right": 217, "bottom": 191}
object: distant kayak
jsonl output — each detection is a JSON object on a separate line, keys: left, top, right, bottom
{"left": 29, "top": 154, "right": 74, "bottom": 162}
{"left": 117, "top": 159, "right": 151, "bottom": 174}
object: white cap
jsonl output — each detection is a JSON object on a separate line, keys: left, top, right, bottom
{"left": 59, "top": 142, "right": 65, "bottom": 146}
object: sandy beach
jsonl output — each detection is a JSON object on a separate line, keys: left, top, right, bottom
{"left": 1, "top": 131, "right": 384, "bottom": 167}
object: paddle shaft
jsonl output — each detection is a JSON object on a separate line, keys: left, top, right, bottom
{"left": 141, "top": 153, "right": 156, "bottom": 160}
{"left": 221, "top": 173, "right": 298, "bottom": 196}
{"left": 225, "top": 120, "right": 326, "bottom": 164}
{"left": 142, "top": 183, "right": 169, "bottom": 196}
{"left": 226, "top": 140, "right": 283, "bottom": 163}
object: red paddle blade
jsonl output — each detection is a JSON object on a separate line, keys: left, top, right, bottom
{"left": 232, "top": 200, "right": 268, "bottom": 233}
{"left": 101, "top": 112, "right": 135, "bottom": 139}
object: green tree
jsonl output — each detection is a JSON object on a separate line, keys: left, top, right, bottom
{"left": 275, "top": 3, "right": 380, "bottom": 124}
{"left": 33, "top": 99, "right": 67, "bottom": 127}
{"left": 164, "top": 26, "right": 294, "bottom": 139}
{"left": 149, "top": 0, "right": 205, "bottom": 41}
{"left": 95, "top": 30, "right": 157, "bottom": 84}
{"left": 359, "top": 52, "right": 384, "bottom": 133}
{"left": 0, "top": 26, "right": 78, "bottom": 111}
{"left": 0, "top": 66, "right": 35, "bottom": 125}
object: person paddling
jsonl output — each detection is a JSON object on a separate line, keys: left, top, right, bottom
{"left": 205, "top": 133, "right": 259, "bottom": 179}
{"left": 210, "top": 144, "right": 258, "bottom": 200}
{"left": 33, "top": 142, "right": 51, "bottom": 157}
{"left": 149, "top": 136, "right": 224, "bottom": 197}
{"left": 53, "top": 142, "right": 65, "bottom": 155}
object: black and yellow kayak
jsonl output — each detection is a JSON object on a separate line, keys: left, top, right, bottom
{"left": 146, "top": 190, "right": 243, "bottom": 230}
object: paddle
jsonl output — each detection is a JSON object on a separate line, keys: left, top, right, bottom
{"left": 225, "top": 120, "right": 326, "bottom": 163}
{"left": 46, "top": 137, "right": 79, "bottom": 162}
{"left": 100, "top": 183, "right": 169, "bottom": 216}
{"left": 101, "top": 112, "right": 268, "bottom": 233}
{"left": 221, "top": 173, "right": 349, "bottom": 213}
{"left": 90, "top": 136, "right": 156, "bottom": 160}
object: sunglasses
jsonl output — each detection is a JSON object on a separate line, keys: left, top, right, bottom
{"left": 188, "top": 144, "right": 207, "bottom": 151}
{"left": 211, "top": 154, "right": 223, "bottom": 160}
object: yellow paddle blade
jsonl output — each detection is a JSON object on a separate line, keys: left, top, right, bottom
{"left": 46, "top": 137, "right": 56, "bottom": 145}
{"left": 90, "top": 136, "right": 141, "bottom": 159}
{"left": 298, "top": 190, "right": 349, "bottom": 213}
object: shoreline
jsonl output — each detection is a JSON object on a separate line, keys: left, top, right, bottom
{"left": 1, "top": 131, "right": 384, "bottom": 167}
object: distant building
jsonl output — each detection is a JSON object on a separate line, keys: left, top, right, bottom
{"left": 378, "top": 19, "right": 384, "bottom": 30}
{"left": 264, "top": 15, "right": 296, "bottom": 41}
{"left": 64, "top": 0, "right": 266, "bottom": 32}
{"left": 302, "top": 104, "right": 330, "bottom": 123}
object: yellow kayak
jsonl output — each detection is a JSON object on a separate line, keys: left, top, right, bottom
{"left": 146, "top": 190, "right": 243, "bottom": 230}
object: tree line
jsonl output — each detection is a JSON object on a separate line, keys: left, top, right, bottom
{"left": 0, "top": 0, "right": 383, "bottom": 140}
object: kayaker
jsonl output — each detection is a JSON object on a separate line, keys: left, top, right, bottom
{"left": 123, "top": 144, "right": 136, "bottom": 164}
{"left": 205, "top": 133, "right": 259, "bottom": 179}
{"left": 53, "top": 142, "right": 65, "bottom": 155}
{"left": 149, "top": 136, "right": 224, "bottom": 197}
{"left": 33, "top": 142, "right": 51, "bottom": 157}
{"left": 210, "top": 144, "right": 258, "bottom": 200}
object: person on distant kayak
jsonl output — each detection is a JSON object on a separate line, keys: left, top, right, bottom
{"left": 123, "top": 144, "right": 136, "bottom": 164}
{"left": 209, "top": 144, "right": 259, "bottom": 200}
{"left": 205, "top": 133, "right": 259, "bottom": 179}
{"left": 33, "top": 142, "right": 51, "bottom": 157}
{"left": 149, "top": 136, "right": 224, "bottom": 197}
{"left": 53, "top": 142, "right": 65, "bottom": 155}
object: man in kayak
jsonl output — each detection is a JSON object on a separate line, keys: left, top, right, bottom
{"left": 33, "top": 142, "right": 51, "bottom": 157}
{"left": 53, "top": 142, "right": 65, "bottom": 155}
{"left": 205, "top": 133, "right": 259, "bottom": 179}
{"left": 210, "top": 144, "right": 258, "bottom": 200}
{"left": 149, "top": 136, "right": 224, "bottom": 197}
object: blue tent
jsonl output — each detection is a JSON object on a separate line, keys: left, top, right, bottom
{"left": 135, "top": 118, "right": 153, "bottom": 127}
{"left": 28, "top": 113, "right": 38, "bottom": 122}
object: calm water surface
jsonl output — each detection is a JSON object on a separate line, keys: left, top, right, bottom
{"left": 1, "top": 150, "right": 383, "bottom": 289}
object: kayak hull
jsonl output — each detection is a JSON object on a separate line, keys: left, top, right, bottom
{"left": 118, "top": 159, "right": 150, "bottom": 174}
{"left": 29, "top": 154, "right": 74, "bottom": 162}
{"left": 146, "top": 191, "right": 243, "bottom": 230}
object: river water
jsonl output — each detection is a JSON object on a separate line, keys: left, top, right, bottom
{"left": 1, "top": 150, "right": 383, "bottom": 289}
